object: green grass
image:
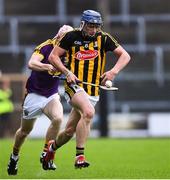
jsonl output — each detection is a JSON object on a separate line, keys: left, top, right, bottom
{"left": 0, "top": 138, "right": 170, "bottom": 179}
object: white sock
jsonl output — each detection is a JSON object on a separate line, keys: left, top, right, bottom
{"left": 12, "top": 154, "right": 19, "bottom": 161}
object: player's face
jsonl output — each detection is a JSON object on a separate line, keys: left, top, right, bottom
{"left": 83, "top": 23, "right": 101, "bottom": 37}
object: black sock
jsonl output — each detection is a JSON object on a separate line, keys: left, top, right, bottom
{"left": 43, "top": 143, "right": 48, "bottom": 152}
{"left": 51, "top": 140, "right": 61, "bottom": 151}
{"left": 76, "top": 147, "right": 84, "bottom": 156}
{"left": 13, "top": 146, "right": 19, "bottom": 156}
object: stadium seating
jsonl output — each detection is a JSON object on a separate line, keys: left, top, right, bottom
{"left": 66, "top": 0, "right": 120, "bottom": 15}
{"left": 146, "top": 21, "right": 170, "bottom": 44}
{"left": 18, "top": 22, "right": 62, "bottom": 45}
{"left": 4, "top": 0, "right": 57, "bottom": 15}
{"left": 115, "top": 80, "right": 170, "bottom": 101}
{"left": 0, "top": 22, "right": 10, "bottom": 45}
{"left": 164, "top": 51, "right": 170, "bottom": 74}
{"left": 0, "top": 52, "right": 25, "bottom": 73}
{"left": 129, "top": 0, "right": 170, "bottom": 14}
{"left": 109, "top": 21, "right": 138, "bottom": 44}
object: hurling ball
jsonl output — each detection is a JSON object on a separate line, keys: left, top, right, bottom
{"left": 105, "top": 80, "right": 112, "bottom": 88}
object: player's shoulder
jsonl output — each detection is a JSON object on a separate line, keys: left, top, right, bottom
{"left": 100, "top": 31, "right": 119, "bottom": 47}
{"left": 64, "top": 28, "right": 81, "bottom": 37}
{"left": 99, "top": 30, "right": 111, "bottom": 37}
{"left": 59, "top": 28, "right": 81, "bottom": 44}
{"left": 100, "top": 31, "right": 118, "bottom": 42}
{"left": 35, "top": 39, "right": 54, "bottom": 50}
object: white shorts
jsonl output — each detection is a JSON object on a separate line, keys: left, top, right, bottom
{"left": 23, "top": 93, "right": 60, "bottom": 120}
{"left": 64, "top": 84, "right": 99, "bottom": 107}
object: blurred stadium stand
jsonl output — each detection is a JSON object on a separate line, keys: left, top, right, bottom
{"left": 0, "top": 0, "right": 170, "bottom": 136}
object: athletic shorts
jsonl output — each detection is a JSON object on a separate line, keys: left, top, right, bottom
{"left": 64, "top": 83, "right": 99, "bottom": 107}
{"left": 22, "top": 93, "right": 60, "bottom": 120}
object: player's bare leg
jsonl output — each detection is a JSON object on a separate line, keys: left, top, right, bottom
{"left": 40, "top": 96, "right": 63, "bottom": 170}
{"left": 54, "top": 108, "right": 80, "bottom": 148}
{"left": 43, "top": 91, "right": 94, "bottom": 169}
{"left": 40, "top": 108, "right": 79, "bottom": 169}
{"left": 40, "top": 108, "right": 80, "bottom": 170}
{"left": 43, "top": 97, "right": 63, "bottom": 142}
{"left": 70, "top": 91, "right": 95, "bottom": 169}
{"left": 7, "top": 118, "right": 36, "bottom": 175}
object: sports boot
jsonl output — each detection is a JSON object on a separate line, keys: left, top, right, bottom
{"left": 74, "top": 155, "right": 90, "bottom": 169}
{"left": 7, "top": 154, "right": 19, "bottom": 175}
{"left": 41, "top": 140, "right": 56, "bottom": 170}
{"left": 40, "top": 151, "right": 56, "bottom": 170}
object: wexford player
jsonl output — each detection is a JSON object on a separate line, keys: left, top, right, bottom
{"left": 7, "top": 25, "right": 73, "bottom": 175}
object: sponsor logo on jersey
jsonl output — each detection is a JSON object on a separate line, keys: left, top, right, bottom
{"left": 75, "top": 50, "right": 98, "bottom": 60}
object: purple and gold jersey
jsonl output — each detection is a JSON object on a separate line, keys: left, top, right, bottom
{"left": 26, "top": 39, "right": 60, "bottom": 97}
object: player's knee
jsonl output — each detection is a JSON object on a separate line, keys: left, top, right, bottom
{"left": 52, "top": 115, "right": 62, "bottom": 126}
{"left": 19, "top": 128, "right": 31, "bottom": 138}
{"left": 83, "top": 107, "right": 95, "bottom": 122}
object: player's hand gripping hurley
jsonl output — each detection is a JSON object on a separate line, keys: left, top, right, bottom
{"left": 53, "top": 75, "right": 118, "bottom": 91}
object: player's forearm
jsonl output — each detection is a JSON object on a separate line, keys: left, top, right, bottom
{"left": 28, "top": 54, "right": 51, "bottom": 71}
{"left": 28, "top": 61, "right": 49, "bottom": 71}
{"left": 49, "top": 55, "right": 70, "bottom": 76}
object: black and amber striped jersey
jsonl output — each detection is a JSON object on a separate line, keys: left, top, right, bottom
{"left": 57, "top": 29, "right": 119, "bottom": 96}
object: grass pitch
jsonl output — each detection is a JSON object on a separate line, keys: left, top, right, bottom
{"left": 0, "top": 138, "right": 170, "bottom": 179}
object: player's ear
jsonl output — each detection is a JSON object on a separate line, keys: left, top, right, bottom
{"left": 80, "top": 21, "right": 85, "bottom": 30}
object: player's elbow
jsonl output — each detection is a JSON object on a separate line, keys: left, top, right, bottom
{"left": 115, "top": 46, "right": 131, "bottom": 63}
{"left": 28, "top": 61, "right": 34, "bottom": 70}
{"left": 125, "top": 51, "right": 131, "bottom": 63}
{"left": 48, "top": 53, "right": 56, "bottom": 65}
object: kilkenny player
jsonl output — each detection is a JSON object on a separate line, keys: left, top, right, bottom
{"left": 42, "top": 10, "right": 131, "bottom": 169}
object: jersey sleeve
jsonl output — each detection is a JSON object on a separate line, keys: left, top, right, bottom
{"left": 33, "top": 40, "right": 53, "bottom": 59}
{"left": 33, "top": 48, "right": 44, "bottom": 60}
{"left": 34, "top": 44, "right": 46, "bottom": 57}
{"left": 57, "top": 32, "right": 73, "bottom": 50}
{"left": 104, "top": 33, "right": 120, "bottom": 52}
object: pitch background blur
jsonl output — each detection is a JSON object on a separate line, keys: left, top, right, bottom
{"left": 0, "top": 0, "right": 170, "bottom": 138}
